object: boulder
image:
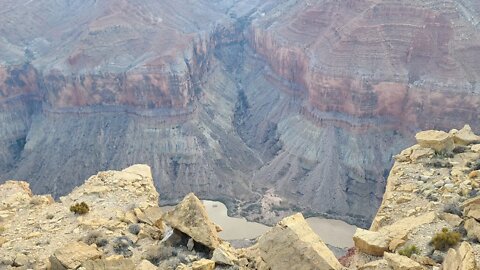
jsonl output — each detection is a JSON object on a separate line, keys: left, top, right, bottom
{"left": 81, "top": 257, "right": 135, "bottom": 270}
{"left": 464, "top": 218, "right": 480, "bottom": 241}
{"left": 254, "top": 213, "right": 342, "bottom": 270}
{"left": 452, "top": 125, "right": 480, "bottom": 145}
{"left": 163, "top": 193, "right": 221, "bottom": 249}
{"left": 212, "top": 243, "right": 237, "bottom": 266}
{"left": 191, "top": 259, "right": 215, "bottom": 270}
{"left": 378, "top": 212, "right": 436, "bottom": 242}
{"left": 353, "top": 228, "right": 390, "bottom": 256}
{"left": 439, "top": 212, "right": 463, "bottom": 227}
{"left": 359, "top": 259, "right": 393, "bottom": 270}
{"left": 383, "top": 252, "right": 422, "bottom": 270}
{"left": 13, "top": 253, "right": 29, "bottom": 267}
{"left": 415, "top": 130, "right": 454, "bottom": 152}
{"left": 136, "top": 260, "right": 158, "bottom": 270}
{"left": 465, "top": 204, "right": 480, "bottom": 221}
{"left": 50, "top": 242, "right": 102, "bottom": 269}
{"left": 442, "top": 242, "right": 477, "bottom": 270}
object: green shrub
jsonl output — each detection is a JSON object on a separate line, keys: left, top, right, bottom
{"left": 431, "top": 228, "right": 461, "bottom": 251}
{"left": 398, "top": 245, "right": 419, "bottom": 258}
{"left": 70, "top": 202, "right": 90, "bottom": 215}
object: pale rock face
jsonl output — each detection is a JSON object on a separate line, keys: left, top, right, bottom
{"left": 191, "top": 259, "right": 215, "bottom": 270}
{"left": 81, "top": 257, "right": 135, "bottom": 270}
{"left": 135, "top": 260, "right": 158, "bottom": 270}
{"left": 359, "top": 259, "right": 393, "bottom": 270}
{"left": 443, "top": 242, "right": 477, "bottom": 270}
{"left": 415, "top": 130, "right": 454, "bottom": 152}
{"left": 464, "top": 219, "right": 480, "bottom": 241}
{"left": 162, "top": 193, "right": 221, "bottom": 249}
{"left": 253, "top": 213, "right": 342, "bottom": 270}
{"left": 383, "top": 252, "right": 422, "bottom": 270}
{"left": 49, "top": 242, "right": 102, "bottom": 269}
{"left": 353, "top": 228, "right": 390, "bottom": 256}
{"left": 452, "top": 125, "right": 480, "bottom": 146}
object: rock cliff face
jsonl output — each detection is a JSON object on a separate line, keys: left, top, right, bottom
{"left": 349, "top": 125, "right": 480, "bottom": 269}
{"left": 1, "top": 0, "right": 480, "bottom": 227}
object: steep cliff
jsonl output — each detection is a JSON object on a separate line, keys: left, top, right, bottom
{"left": 349, "top": 125, "right": 480, "bottom": 269}
{"left": 1, "top": 0, "right": 480, "bottom": 227}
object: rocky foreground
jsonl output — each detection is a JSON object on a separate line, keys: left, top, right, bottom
{"left": 1, "top": 125, "right": 480, "bottom": 269}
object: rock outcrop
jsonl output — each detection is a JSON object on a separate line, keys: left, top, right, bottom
{"left": 252, "top": 213, "right": 343, "bottom": 270}
{"left": 350, "top": 127, "right": 480, "bottom": 269}
{"left": 163, "top": 193, "right": 221, "bottom": 249}
{"left": 0, "top": 164, "right": 344, "bottom": 269}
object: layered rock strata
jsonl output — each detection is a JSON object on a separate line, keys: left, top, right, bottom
{"left": 1, "top": 0, "right": 480, "bottom": 228}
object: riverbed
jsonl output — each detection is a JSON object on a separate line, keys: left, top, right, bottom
{"left": 161, "top": 200, "right": 357, "bottom": 248}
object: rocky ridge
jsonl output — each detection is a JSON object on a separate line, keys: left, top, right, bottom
{"left": 349, "top": 125, "right": 480, "bottom": 269}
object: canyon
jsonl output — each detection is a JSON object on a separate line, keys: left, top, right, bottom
{"left": 1, "top": 0, "right": 480, "bottom": 228}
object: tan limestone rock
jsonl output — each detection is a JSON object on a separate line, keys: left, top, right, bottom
{"left": 163, "top": 193, "right": 221, "bottom": 249}
{"left": 471, "top": 144, "right": 480, "bottom": 153}
{"left": 254, "top": 213, "right": 342, "bottom": 270}
{"left": 136, "top": 260, "right": 158, "bottom": 270}
{"left": 192, "top": 259, "right": 215, "bottom": 270}
{"left": 50, "top": 242, "right": 102, "bottom": 269}
{"left": 464, "top": 218, "right": 480, "bottom": 241}
{"left": 415, "top": 130, "right": 454, "bottom": 152}
{"left": 359, "top": 259, "right": 393, "bottom": 270}
{"left": 439, "top": 212, "right": 463, "bottom": 227}
{"left": 353, "top": 228, "right": 390, "bottom": 256}
{"left": 442, "top": 242, "right": 477, "bottom": 270}
{"left": 452, "top": 125, "right": 480, "bottom": 145}
{"left": 465, "top": 204, "right": 480, "bottom": 221}
{"left": 384, "top": 252, "right": 422, "bottom": 270}
{"left": 212, "top": 242, "right": 237, "bottom": 266}
{"left": 82, "top": 257, "right": 135, "bottom": 270}
{"left": 378, "top": 212, "right": 436, "bottom": 241}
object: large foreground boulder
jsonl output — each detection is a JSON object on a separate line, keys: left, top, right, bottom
{"left": 452, "top": 125, "right": 480, "bottom": 145}
{"left": 163, "top": 193, "right": 221, "bottom": 249}
{"left": 254, "top": 213, "right": 342, "bottom": 270}
{"left": 415, "top": 130, "right": 454, "bottom": 152}
{"left": 353, "top": 228, "right": 390, "bottom": 256}
{"left": 443, "top": 242, "right": 477, "bottom": 270}
{"left": 49, "top": 242, "right": 102, "bottom": 269}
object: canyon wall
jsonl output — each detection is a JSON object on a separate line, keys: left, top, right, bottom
{"left": 1, "top": 0, "right": 479, "bottom": 227}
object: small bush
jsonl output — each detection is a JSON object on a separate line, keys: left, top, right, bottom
{"left": 443, "top": 203, "right": 462, "bottom": 217}
{"left": 398, "top": 245, "right": 419, "bottom": 258}
{"left": 46, "top": 214, "right": 54, "bottom": 219}
{"left": 113, "top": 236, "right": 134, "bottom": 257}
{"left": 431, "top": 228, "right": 461, "bottom": 251}
{"left": 128, "top": 224, "right": 141, "bottom": 235}
{"left": 82, "top": 231, "right": 108, "bottom": 247}
{"left": 453, "top": 146, "right": 467, "bottom": 154}
{"left": 0, "top": 225, "right": 5, "bottom": 233}
{"left": 70, "top": 202, "right": 90, "bottom": 215}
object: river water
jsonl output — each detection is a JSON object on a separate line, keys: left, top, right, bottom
{"left": 162, "top": 200, "right": 357, "bottom": 248}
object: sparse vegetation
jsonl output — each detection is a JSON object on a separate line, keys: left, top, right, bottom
{"left": 0, "top": 225, "right": 5, "bottom": 233}
{"left": 113, "top": 236, "right": 134, "bottom": 257}
{"left": 427, "top": 159, "right": 453, "bottom": 168}
{"left": 82, "top": 231, "right": 108, "bottom": 247}
{"left": 452, "top": 146, "right": 467, "bottom": 154}
{"left": 398, "top": 245, "right": 419, "bottom": 258}
{"left": 46, "top": 213, "right": 54, "bottom": 219}
{"left": 70, "top": 202, "right": 90, "bottom": 215}
{"left": 128, "top": 224, "right": 141, "bottom": 235}
{"left": 431, "top": 228, "right": 461, "bottom": 251}
{"left": 443, "top": 203, "right": 462, "bottom": 217}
